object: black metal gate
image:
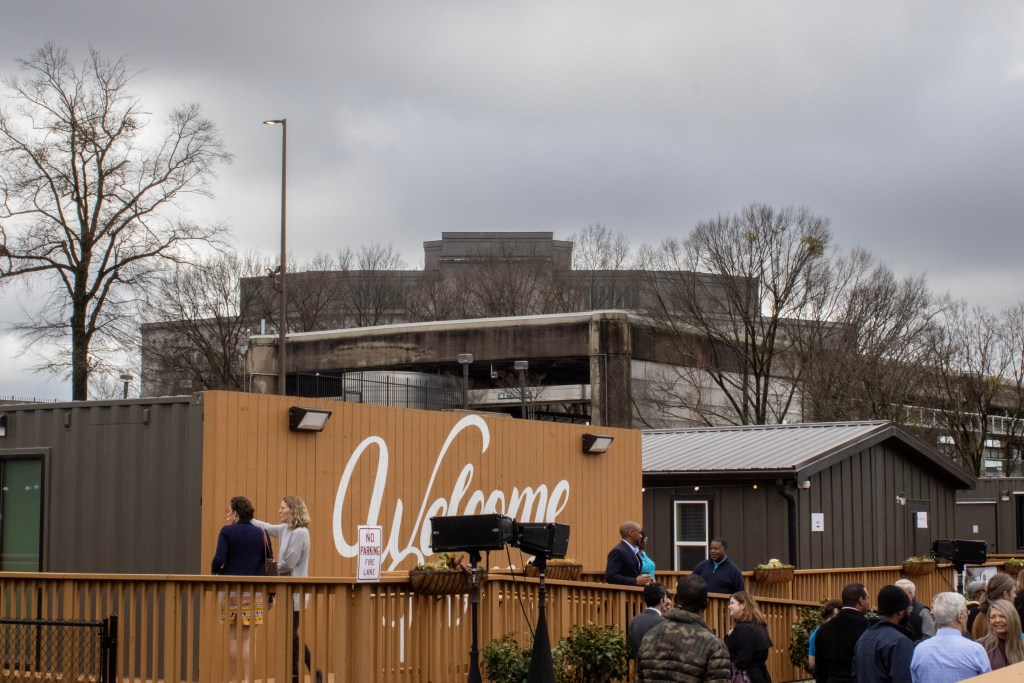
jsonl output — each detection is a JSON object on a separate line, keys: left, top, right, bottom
{"left": 0, "top": 614, "right": 117, "bottom": 682}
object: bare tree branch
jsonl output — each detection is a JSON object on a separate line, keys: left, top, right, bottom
{"left": 0, "top": 42, "right": 232, "bottom": 398}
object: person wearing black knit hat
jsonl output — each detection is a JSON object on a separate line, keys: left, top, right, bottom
{"left": 853, "top": 585, "right": 915, "bottom": 683}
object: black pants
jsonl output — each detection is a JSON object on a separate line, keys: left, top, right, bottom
{"left": 291, "top": 609, "right": 300, "bottom": 683}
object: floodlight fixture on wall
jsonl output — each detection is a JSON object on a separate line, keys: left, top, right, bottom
{"left": 0, "top": 414, "right": 6, "bottom": 437}
{"left": 289, "top": 407, "right": 332, "bottom": 432}
{"left": 582, "top": 433, "right": 614, "bottom": 454}
{"left": 1001, "top": 490, "right": 1011, "bottom": 502}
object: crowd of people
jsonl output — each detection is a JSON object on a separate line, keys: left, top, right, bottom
{"left": 610, "top": 522, "right": 1024, "bottom": 682}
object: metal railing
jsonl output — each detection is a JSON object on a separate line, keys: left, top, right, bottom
{"left": 294, "top": 372, "right": 462, "bottom": 410}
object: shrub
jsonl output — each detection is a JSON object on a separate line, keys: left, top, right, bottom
{"left": 789, "top": 604, "right": 822, "bottom": 672}
{"left": 553, "top": 622, "right": 629, "bottom": 683}
{"left": 482, "top": 633, "right": 531, "bottom": 683}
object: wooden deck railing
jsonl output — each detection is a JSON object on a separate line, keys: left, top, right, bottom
{"left": 0, "top": 565, "right": 991, "bottom": 682}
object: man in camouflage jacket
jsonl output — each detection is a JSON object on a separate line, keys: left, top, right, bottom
{"left": 637, "top": 575, "right": 732, "bottom": 682}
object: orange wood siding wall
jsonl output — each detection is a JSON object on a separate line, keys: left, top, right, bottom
{"left": 199, "top": 391, "right": 641, "bottom": 577}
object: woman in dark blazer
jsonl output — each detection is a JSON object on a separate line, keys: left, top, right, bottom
{"left": 212, "top": 496, "right": 269, "bottom": 682}
{"left": 725, "top": 591, "right": 773, "bottom": 683}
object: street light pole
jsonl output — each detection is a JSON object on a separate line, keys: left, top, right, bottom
{"left": 457, "top": 354, "right": 473, "bottom": 410}
{"left": 514, "top": 360, "right": 528, "bottom": 419}
{"left": 119, "top": 373, "right": 133, "bottom": 400}
{"left": 263, "top": 118, "right": 287, "bottom": 395}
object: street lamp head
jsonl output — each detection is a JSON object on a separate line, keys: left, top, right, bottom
{"left": 262, "top": 119, "right": 285, "bottom": 126}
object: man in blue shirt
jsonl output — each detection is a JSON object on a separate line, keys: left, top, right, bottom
{"left": 910, "top": 592, "right": 991, "bottom": 683}
{"left": 691, "top": 538, "right": 745, "bottom": 595}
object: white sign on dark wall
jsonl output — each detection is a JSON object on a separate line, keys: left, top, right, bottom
{"left": 357, "top": 525, "right": 383, "bottom": 582}
{"left": 811, "top": 513, "right": 824, "bottom": 532}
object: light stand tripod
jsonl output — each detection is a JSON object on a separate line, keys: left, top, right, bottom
{"left": 526, "top": 554, "right": 556, "bottom": 683}
{"left": 426, "top": 514, "right": 567, "bottom": 683}
{"left": 468, "top": 549, "right": 483, "bottom": 683}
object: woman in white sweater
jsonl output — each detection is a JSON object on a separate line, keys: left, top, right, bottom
{"left": 254, "top": 495, "right": 310, "bottom": 683}
{"left": 255, "top": 495, "right": 311, "bottom": 578}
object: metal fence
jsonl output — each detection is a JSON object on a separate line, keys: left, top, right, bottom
{"left": 0, "top": 615, "right": 117, "bottom": 682}
{"left": 294, "top": 371, "right": 462, "bottom": 410}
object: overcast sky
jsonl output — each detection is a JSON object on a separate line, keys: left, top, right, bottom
{"left": 2, "top": 1, "right": 1022, "bottom": 400}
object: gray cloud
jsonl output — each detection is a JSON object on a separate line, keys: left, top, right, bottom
{"left": 2, "top": 0, "right": 1022, "bottom": 398}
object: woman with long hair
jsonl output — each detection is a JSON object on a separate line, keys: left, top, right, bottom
{"left": 808, "top": 600, "right": 841, "bottom": 674}
{"left": 977, "top": 599, "right": 1024, "bottom": 670}
{"left": 254, "top": 495, "right": 311, "bottom": 683}
{"left": 973, "top": 573, "right": 1018, "bottom": 640}
{"left": 725, "top": 591, "right": 773, "bottom": 683}
{"left": 212, "top": 496, "right": 269, "bottom": 683}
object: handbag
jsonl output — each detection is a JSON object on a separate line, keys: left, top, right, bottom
{"left": 730, "top": 664, "right": 751, "bottom": 683}
{"left": 263, "top": 529, "right": 279, "bottom": 577}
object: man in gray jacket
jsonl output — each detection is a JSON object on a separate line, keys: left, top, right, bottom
{"left": 637, "top": 575, "right": 731, "bottom": 682}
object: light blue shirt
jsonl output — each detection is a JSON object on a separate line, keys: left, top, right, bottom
{"left": 910, "top": 627, "right": 991, "bottom": 683}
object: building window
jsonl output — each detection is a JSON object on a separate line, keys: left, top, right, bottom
{"left": 673, "top": 500, "right": 709, "bottom": 570}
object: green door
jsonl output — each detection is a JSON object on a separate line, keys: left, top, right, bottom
{"left": 1, "top": 459, "right": 43, "bottom": 571}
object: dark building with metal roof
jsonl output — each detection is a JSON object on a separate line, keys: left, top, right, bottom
{"left": 956, "top": 477, "right": 1024, "bottom": 556}
{"left": 641, "top": 421, "right": 976, "bottom": 572}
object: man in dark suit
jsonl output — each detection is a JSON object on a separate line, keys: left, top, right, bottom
{"left": 605, "top": 521, "right": 654, "bottom": 587}
{"left": 628, "top": 583, "right": 668, "bottom": 661}
{"left": 815, "top": 582, "right": 870, "bottom": 683}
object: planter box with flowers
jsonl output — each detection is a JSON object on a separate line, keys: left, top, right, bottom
{"left": 525, "top": 558, "right": 583, "bottom": 581}
{"left": 1004, "top": 558, "right": 1024, "bottom": 577}
{"left": 753, "top": 559, "right": 796, "bottom": 584}
{"left": 409, "top": 552, "right": 486, "bottom": 596}
{"left": 901, "top": 556, "right": 936, "bottom": 577}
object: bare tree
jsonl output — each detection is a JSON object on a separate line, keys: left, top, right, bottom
{"left": 338, "top": 243, "right": 408, "bottom": 327}
{"left": 461, "top": 240, "right": 565, "bottom": 317}
{"left": 564, "top": 224, "right": 636, "bottom": 310}
{"left": 800, "top": 249, "right": 940, "bottom": 423}
{"left": 926, "top": 302, "right": 1011, "bottom": 476}
{"left": 569, "top": 223, "right": 633, "bottom": 270}
{"left": 404, "top": 269, "right": 471, "bottom": 322}
{"left": 636, "top": 204, "right": 831, "bottom": 425}
{"left": 996, "top": 302, "right": 1024, "bottom": 475}
{"left": 142, "top": 251, "right": 271, "bottom": 394}
{"left": 0, "top": 43, "right": 231, "bottom": 399}
{"left": 287, "top": 252, "right": 348, "bottom": 332}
